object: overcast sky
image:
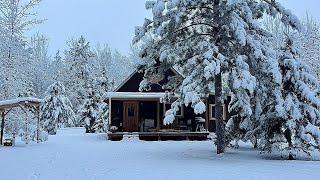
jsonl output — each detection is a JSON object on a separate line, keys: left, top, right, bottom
{"left": 30, "top": 0, "right": 320, "bottom": 56}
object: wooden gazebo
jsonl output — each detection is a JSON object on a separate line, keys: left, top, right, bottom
{"left": 0, "top": 97, "right": 42, "bottom": 145}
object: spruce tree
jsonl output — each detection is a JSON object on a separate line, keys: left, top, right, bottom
{"left": 40, "top": 82, "right": 76, "bottom": 135}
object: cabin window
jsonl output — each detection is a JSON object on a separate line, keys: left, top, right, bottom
{"left": 210, "top": 104, "right": 227, "bottom": 121}
{"left": 209, "top": 104, "right": 216, "bottom": 120}
{"left": 163, "top": 103, "right": 184, "bottom": 117}
{"left": 128, "top": 107, "right": 135, "bottom": 117}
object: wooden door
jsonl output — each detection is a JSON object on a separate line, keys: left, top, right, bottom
{"left": 123, "top": 102, "right": 139, "bottom": 132}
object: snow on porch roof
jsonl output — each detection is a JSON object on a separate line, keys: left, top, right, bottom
{"left": 105, "top": 92, "right": 166, "bottom": 99}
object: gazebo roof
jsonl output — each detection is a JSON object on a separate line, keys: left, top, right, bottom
{"left": 0, "top": 97, "right": 42, "bottom": 110}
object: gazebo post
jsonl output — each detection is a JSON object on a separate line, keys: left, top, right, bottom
{"left": 0, "top": 111, "right": 5, "bottom": 145}
{"left": 36, "top": 107, "right": 40, "bottom": 143}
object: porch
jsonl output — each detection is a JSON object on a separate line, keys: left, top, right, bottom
{"left": 108, "top": 131, "right": 210, "bottom": 141}
{"left": 106, "top": 92, "right": 209, "bottom": 136}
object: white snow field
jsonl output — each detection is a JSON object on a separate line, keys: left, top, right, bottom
{"left": 1, "top": 128, "right": 320, "bottom": 180}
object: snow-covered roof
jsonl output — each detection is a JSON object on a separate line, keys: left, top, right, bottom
{"left": 0, "top": 97, "right": 42, "bottom": 110}
{"left": 105, "top": 92, "right": 166, "bottom": 99}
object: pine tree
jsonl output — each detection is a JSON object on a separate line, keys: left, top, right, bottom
{"left": 79, "top": 75, "right": 111, "bottom": 133}
{"left": 134, "top": 0, "right": 302, "bottom": 154}
{"left": 79, "top": 87, "right": 102, "bottom": 133}
{"left": 40, "top": 82, "right": 76, "bottom": 135}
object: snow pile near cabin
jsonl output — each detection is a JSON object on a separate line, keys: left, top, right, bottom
{"left": 1, "top": 128, "right": 320, "bottom": 180}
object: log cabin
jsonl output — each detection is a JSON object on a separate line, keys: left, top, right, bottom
{"left": 105, "top": 68, "right": 231, "bottom": 141}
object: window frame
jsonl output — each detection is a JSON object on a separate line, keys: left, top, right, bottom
{"left": 209, "top": 104, "right": 227, "bottom": 121}
{"left": 163, "top": 103, "right": 184, "bottom": 117}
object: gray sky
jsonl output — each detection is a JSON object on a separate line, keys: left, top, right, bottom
{"left": 30, "top": 0, "right": 320, "bottom": 56}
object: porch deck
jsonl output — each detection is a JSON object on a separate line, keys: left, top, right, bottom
{"left": 108, "top": 131, "right": 210, "bottom": 141}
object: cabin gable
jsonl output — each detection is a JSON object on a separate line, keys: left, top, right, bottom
{"left": 116, "top": 68, "right": 179, "bottom": 93}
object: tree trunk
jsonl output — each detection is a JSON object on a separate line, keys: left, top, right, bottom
{"left": 215, "top": 72, "right": 225, "bottom": 154}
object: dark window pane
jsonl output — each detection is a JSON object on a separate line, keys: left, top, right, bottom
{"left": 128, "top": 107, "right": 135, "bottom": 117}
{"left": 211, "top": 105, "right": 215, "bottom": 120}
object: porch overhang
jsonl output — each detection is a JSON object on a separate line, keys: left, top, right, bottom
{"left": 105, "top": 92, "right": 166, "bottom": 100}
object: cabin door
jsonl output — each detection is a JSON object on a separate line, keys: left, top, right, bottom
{"left": 123, "top": 101, "right": 139, "bottom": 132}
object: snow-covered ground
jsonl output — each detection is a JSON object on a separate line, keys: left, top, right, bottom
{"left": 1, "top": 128, "right": 319, "bottom": 180}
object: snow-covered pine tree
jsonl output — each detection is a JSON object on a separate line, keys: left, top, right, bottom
{"left": 265, "top": 36, "right": 320, "bottom": 160}
{"left": 40, "top": 82, "right": 76, "bottom": 135}
{"left": 79, "top": 74, "right": 112, "bottom": 133}
{"left": 94, "top": 75, "right": 112, "bottom": 133}
{"left": 134, "top": 0, "right": 301, "bottom": 154}
{"left": 78, "top": 87, "right": 102, "bottom": 133}
{"left": 63, "top": 36, "right": 95, "bottom": 110}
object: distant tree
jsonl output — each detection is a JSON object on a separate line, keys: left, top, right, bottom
{"left": 94, "top": 43, "right": 135, "bottom": 89}
{"left": 30, "top": 33, "right": 51, "bottom": 98}
{"left": 263, "top": 13, "right": 320, "bottom": 79}
{"left": 50, "top": 51, "right": 65, "bottom": 83}
{"left": 0, "top": 0, "right": 44, "bottom": 100}
{"left": 40, "top": 82, "right": 76, "bottom": 135}
{"left": 63, "top": 36, "right": 95, "bottom": 109}
{"left": 297, "top": 15, "right": 320, "bottom": 79}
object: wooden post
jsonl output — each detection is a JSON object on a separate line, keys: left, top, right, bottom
{"left": 0, "top": 111, "right": 5, "bottom": 145}
{"left": 205, "top": 98, "right": 209, "bottom": 132}
{"left": 36, "top": 107, "right": 40, "bottom": 143}
{"left": 156, "top": 101, "right": 160, "bottom": 131}
{"left": 25, "top": 112, "right": 29, "bottom": 145}
{"left": 109, "top": 97, "right": 112, "bottom": 127}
